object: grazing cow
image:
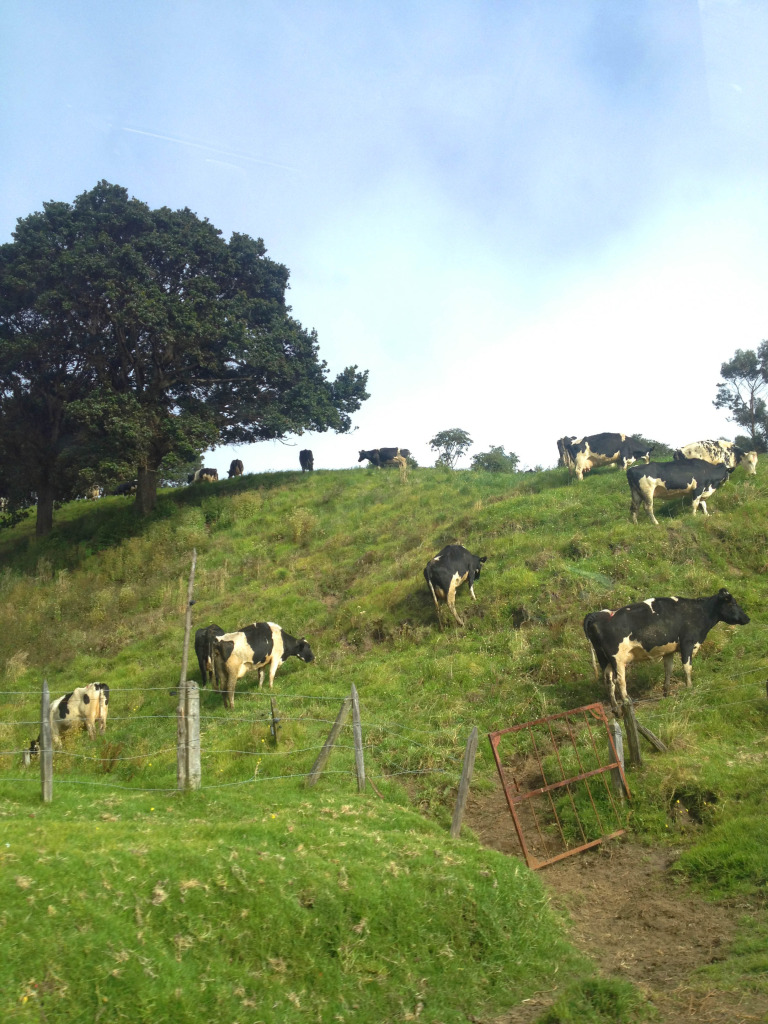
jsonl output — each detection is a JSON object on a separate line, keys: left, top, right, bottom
{"left": 228, "top": 459, "right": 244, "bottom": 478}
{"left": 194, "top": 623, "right": 225, "bottom": 686}
{"left": 358, "top": 447, "right": 411, "bottom": 468}
{"left": 567, "top": 433, "right": 653, "bottom": 481}
{"left": 49, "top": 683, "right": 105, "bottom": 747}
{"left": 188, "top": 468, "right": 219, "bottom": 484}
{"left": 211, "top": 622, "right": 314, "bottom": 708}
{"left": 584, "top": 589, "right": 749, "bottom": 713}
{"left": 113, "top": 480, "right": 138, "bottom": 496}
{"left": 674, "top": 440, "right": 758, "bottom": 476}
{"left": 424, "top": 544, "right": 487, "bottom": 627}
{"left": 628, "top": 458, "right": 731, "bottom": 525}
{"left": 299, "top": 449, "right": 314, "bottom": 472}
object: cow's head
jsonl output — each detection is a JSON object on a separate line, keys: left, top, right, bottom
{"left": 295, "top": 640, "right": 314, "bottom": 663}
{"left": 715, "top": 589, "right": 750, "bottom": 625}
{"left": 473, "top": 555, "right": 488, "bottom": 581}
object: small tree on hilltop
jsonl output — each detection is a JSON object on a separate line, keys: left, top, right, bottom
{"left": 429, "top": 428, "right": 473, "bottom": 469}
{"left": 713, "top": 342, "right": 768, "bottom": 452}
{"left": 470, "top": 446, "right": 519, "bottom": 472}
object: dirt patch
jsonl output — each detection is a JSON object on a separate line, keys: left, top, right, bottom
{"left": 464, "top": 779, "right": 768, "bottom": 1024}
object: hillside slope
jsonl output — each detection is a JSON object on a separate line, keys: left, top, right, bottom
{"left": 1, "top": 463, "right": 767, "bottom": 1022}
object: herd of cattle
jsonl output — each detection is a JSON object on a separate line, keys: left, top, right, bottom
{"left": 556, "top": 432, "right": 758, "bottom": 524}
{"left": 38, "top": 430, "right": 755, "bottom": 754}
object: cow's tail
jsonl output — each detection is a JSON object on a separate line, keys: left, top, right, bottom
{"left": 583, "top": 614, "right": 603, "bottom": 681}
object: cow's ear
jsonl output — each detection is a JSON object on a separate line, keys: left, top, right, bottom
{"left": 83, "top": 693, "right": 90, "bottom": 703}
{"left": 479, "top": 556, "right": 487, "bottom": 563}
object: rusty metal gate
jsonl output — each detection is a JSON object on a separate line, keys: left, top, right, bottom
{"left": 488, "top": 703, "right": 630, "bottom": 870}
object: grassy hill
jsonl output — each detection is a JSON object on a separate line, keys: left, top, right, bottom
{"left": 1, "top": 462, "right": 767, "bottom": 1023}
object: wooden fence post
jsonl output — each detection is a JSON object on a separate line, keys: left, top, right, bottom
{"left": 450, "top": 726, "right": 478, "bottom": 838}
{"left": 40, "top": 679, "right": 52, "bottom": 804}
{"left": 185, "top": 680, "right": 201, "bottom": 790}
{"left": 177, "top": 549, "right": 197, "bottom": 791}
{"left": 622, "top": 699, "right": 643, "bottom": 768}
{"left": 351, "top": 683, "right": 365, "bottom": 793}
{"left": 306, "top": 697, "right": 352, "bottom": 787}
{"left": 608, "top": 718, "right": 627, "bottom": 800}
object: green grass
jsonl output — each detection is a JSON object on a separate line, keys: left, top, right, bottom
{"left": 1, "top": 462, "right": 767, "bottom": 1020}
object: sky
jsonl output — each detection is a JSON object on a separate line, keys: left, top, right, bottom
{"left": 1, "top": 0, "right": 767, "bottom": 471}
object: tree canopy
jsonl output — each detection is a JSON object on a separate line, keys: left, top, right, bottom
{"left": 470, "top": 446, "right": 519, "bottom": 472}
{"left": 713, "top": 342, "right": 768, "bottom": 452}
{"left": 0, "top": 182, "right": 369, "bottom": 533}
{"left": 429, "top": 428, "right": 473, "bottom": 469}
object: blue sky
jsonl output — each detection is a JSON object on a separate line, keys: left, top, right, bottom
{"left": 2, "top": 0, "right": 766, "bottom": 470}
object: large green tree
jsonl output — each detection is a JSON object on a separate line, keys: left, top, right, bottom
{"left": 713, "top": 342, "right": 768, "bottom": 452}
{"left": 0, "top": 182, "right": 369, "bottom": 531}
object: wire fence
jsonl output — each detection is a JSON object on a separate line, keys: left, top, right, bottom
{"left": 0, "top": 661, "right": 766, "bottom": 799}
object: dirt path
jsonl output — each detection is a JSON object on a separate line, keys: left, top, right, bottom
{"left": 464, "top": 781, "right": 767, "bottom": 1024}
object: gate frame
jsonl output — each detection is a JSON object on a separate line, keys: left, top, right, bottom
{"left": 488, "top": 703, "right": 630, "bottom": 870}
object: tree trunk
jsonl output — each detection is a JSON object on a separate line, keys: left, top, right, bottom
{"left": 135, "top": 466, "right": 159, "bottom": 515}
{"left": 35, "top": 482, "right": 55, "bottom": 537}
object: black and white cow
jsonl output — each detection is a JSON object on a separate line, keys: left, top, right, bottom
{"left": 299, "top": 449, "right": 314, "bottom": 471}
{"left": 423, "top": 545, "right": 487, "bottom": 627}
{"left": 49, "top": 683, "right": 106, "bottom": 746}
{"left": 358, "top": 447, "right": 411, "bottom": 468}
{"left": 583, "top": 589, "right": 749, "bottom": 713}
{"left": 228, "top": 459, "right": 244, "bottom": 478}
{"left": 567, "top": 433, "right": 653, "bottom": 481}
{"left": 627, "top": 458, "right": 732, "bottom": 525}
{"left": 188, "top": 467, "right": 219, "bottom": 484}
{"left": 113, "top": 480, "right": 138, "bottom": 496}
{"left": 211, "top": 622, "right": 314, "bottom": 708}
{"left": 194, "top": 623, "right": 225, "bottom": 687}
{"left": 674, "top": 440, "right": 758, "bottom": 476}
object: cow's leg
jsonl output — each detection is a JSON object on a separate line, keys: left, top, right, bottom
{"left": 614, "top": 659, "right": 630, "bottom": 707}
{"left": 630, "top": 492, "right": 640, "bottom": 524}
{"left": 679, "top": 644, "right": 694, "bottom": 688}
{"left": 268, "top": 660, "right": 279, "bottom": 689}
{"left": 662, "top": 652, "right": 674, "bottom": 696}
{"left": 604, "top": 667, "right": 620, "bottom": 716}
{"left": 446, "top": 574, "right": 465, "bottom": 627}
{"left": 258, "top": 667, "right": 265, "bottom": 688}
{"left": 427, "top": 578, "right": 444, "bottom": 630}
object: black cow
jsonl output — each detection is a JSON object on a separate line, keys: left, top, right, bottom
{"left": 584, "top": 589, "right": 749, "bottom": 713}
{"left": 211, "top": 622, "right": 314, "bottom": 708}
{"left": 556, "top": 437, "right": 578, "bottom": 468}
{"left": 299, "top": 449, "right": 314, "bottom": 471}
{"left": 627, "top": 458, "right": 732, "bottom": 525}
{"left": 188, "top": 468, "right": 219, "bottom": 484}
{"left": 228, "top": 459, "right": 244, "bottom": 478}
{"left": 423, "top": 544, "right": 487, "bottom": 627}
{"left": 113, "top": 480, "right": 138, "bottom": 496}
{"left": 567, "top": 433, "right": 653, "bottom": 481}
{"left": 194, "top": 623, "right": 225, "bottom": 687}
{"left": 358, "top": 447, "right": 411, "bottom": 468}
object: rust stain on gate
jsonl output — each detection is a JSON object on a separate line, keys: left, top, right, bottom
{"left": 488, "top": 703, "right": 630, "bottom": 870}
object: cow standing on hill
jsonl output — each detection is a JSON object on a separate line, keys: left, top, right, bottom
{"left": 358, "top": 447, "right": 410, "bottom": 468}
{"left": 212, "top": 622, "right": 314, "bottom": 708}
{"left": 194, "top": 623, "right": 225, "bottom": 686}
{"left": 627, "top": 458, "right": 732, "bottom": 525}
{"left": 188, "top": 468, "right": 218, "bottom": 484}
{"left": 584, "top": 590, "right": 749, "bottom": 713}
{"left": 674, "top": 440, "right": 758, "bottom": 476}
{"left": 424, "top": 545, "right": 487, "bottom": 627}
{"left": 566, "top": 433, "right": 653, "bottom": 481}
{"left": 299, "top": 449, "right": 314, "bottom": 471}
{"left": 228, "top": 459, "right": 244, "bottom": 478}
